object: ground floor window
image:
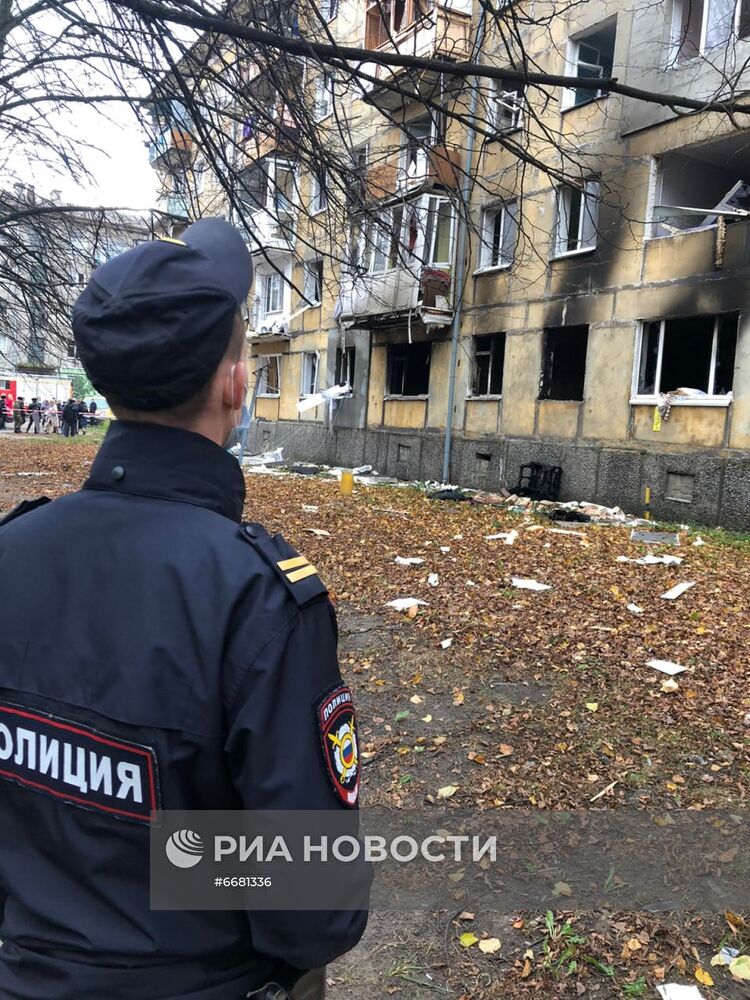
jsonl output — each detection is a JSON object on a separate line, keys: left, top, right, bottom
{"left": 256, "top": 355, "right": 280, "bottom": 396}
{"left": 387, "top": 341, "right": 431, "bottom": 396}
{"left": 472, "top": 333, "right": 505, "bottom": 396}
{"left": 539, "top": 325, "right": 589, "bottom": 400}
{"left": 300, "top": 351, "right": 319, "bottom": 396}
{"left": 637, "top": 313, "right": 737, "bottom": 396}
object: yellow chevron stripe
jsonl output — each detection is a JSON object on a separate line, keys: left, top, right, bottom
{"left": 277, "top": 555, "right": 309, "bottom": 571}
{"left": 287, "top": 564, "right": 318, "bottom": 583}
{"left": 158, "top": 236, "right": 187, "bottom": 246}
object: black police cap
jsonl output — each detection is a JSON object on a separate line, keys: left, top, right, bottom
{"left": 72, "top": 218, "right": 253, "bottom": 411}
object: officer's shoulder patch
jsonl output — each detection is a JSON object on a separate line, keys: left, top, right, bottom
{"left": 238, "top": 522, "right": 328, "bottom": 607}
{"left": 0, "top": 496, "right": 52, "bottom": 527}
{"left": 316, "top": 685, "right": 359, "bottom": 808}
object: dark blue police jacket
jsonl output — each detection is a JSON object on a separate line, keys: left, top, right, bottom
{"left": 0, "top": 420, "right": 367, "bottom": 999}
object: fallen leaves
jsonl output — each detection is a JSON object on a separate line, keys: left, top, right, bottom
{"left": 437, "top": 784, "right": 458, "bottom": 799}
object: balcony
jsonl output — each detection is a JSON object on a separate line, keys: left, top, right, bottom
{"left": 361, "top": 0, "right": 473, "bottom": 109}
{"left": 161, "top": 193, "right": 190, "bottom": 218}
{"left": 244, "top": 207, "right": 296, "bottom": 256}
{"left": 338, "top": 264, "right": 453, "bottom": 328}
{"left": 148, "top": 127, "right": 193, "bottom": 169}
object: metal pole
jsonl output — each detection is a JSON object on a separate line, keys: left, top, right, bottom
{"left": 441, "top": 2, "right": 487, "bottom": 485}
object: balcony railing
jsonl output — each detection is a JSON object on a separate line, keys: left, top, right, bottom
{"left": 338, "top": 264, "right": 453, "bottom": 328}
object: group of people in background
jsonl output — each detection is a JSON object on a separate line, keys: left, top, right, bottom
{"left": 0, "top": 395, "right": 97, "bottom": 436}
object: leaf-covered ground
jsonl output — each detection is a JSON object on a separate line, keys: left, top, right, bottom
{"left": 1, "top": 434, "right": 749, "bottom": 998}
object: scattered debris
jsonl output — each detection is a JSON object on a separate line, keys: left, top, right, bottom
{"left": 470, "top": 489, "right": 510, "bottom": 507}
{"left": 617, "top": 554, "right": 683, "bottom": 566}
{"left": 631, "top": 529, "right": 680, "bottom": 545}
{"left": 511, "top": 577, "right": 552, "bottom": 592}
{"left": 656, "top": 986, "right": 705, "bottom": 1000}
{"left": 352, "top": 465, "right": 372, "bottom": 475}
{"left": 590, "top": 779, "right": 618, "bottom": 802}
{"left": 547, "top": 527, "right": 586, "bottom": 538}
{"left": 627, "top": 603, "right": 644, "bottom": 614}
{"left": 440, "top": 638, "right": 453, "bottom": 649}
{"left": 301, "top": 504, "right": 319, "bottom": 513}
{"left": 302, "top": 527, "right": 331, "bottom": 538}
{"left": 485, "top": 529, "right": 518, "bottom": 545}
{"left": 429, "top": 488, "right": 470, "bottom": 502}
{"left": 427, "top": 573, "right": 439, "bottom": 587}
{"left": 647, "top": 659, "right": 688, "bottom": 676}
{"left": 244, "top": 446, "right": 284, "bottom": 466}
{"left": 661, "top": 581, "right": 696, "bottom": 600}
{"left": 710, "top": 946, "right": 739, "bottom": 967}
{"left": 394, "top": 556, "right": 424, "bottom": 566}
{"left": 386, "top": 598, "right": 428, "bottom": 612}
{"left": 693, "top": 536, "right": 705, "bottom": 547}
{"left": 548, "top": 508, "right": 591, "bottom": 523}
{"left": 439, "top": 546, "right": 450, "bottom": 553}
{"left": 661, "top": 678, "right": 680, "bottom": 693}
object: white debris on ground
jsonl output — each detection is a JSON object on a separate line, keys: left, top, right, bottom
{"left": 511, "top": 576, "right": 552, "bottom": 592}
{"left": 660, "top": 581, "right": 696, "bottom": 600}
{"left": 647, "top": 659, "right": 688, "bottom": 676}
{"left": 394, "top": 556, "right": 424, "bottom": 566}
{"left": 617, "top": 554, "right": 683, "bottom": 566}
{"left": 244, "top": 446, "right": 284, "bottom": 466}
{"left": 656, "top": 985, "right": 705, "bottom": 1000}
{"left": 485, "top": 529, "right": 518, "bottom": 544}
{"left": 386, "top": 598, "right": 428, "bottom": 612}
{"left": 627, "top": 603, "right": 644, "bottom": 614}
{"left": 427, "top": 573, "right": 439, "bottom": 587}
{"left": 440, "top": 638, "right": 453, "bottom": 649}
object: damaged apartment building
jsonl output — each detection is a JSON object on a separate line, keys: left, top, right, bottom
{"left": 149, "top": 0, "right": 750, "bottom": 526}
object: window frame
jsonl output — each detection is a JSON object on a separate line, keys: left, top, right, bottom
{"left": 562, "top": 21, "right": 616, "bottom": 110}
{"left": 314, "top": 73, "right": 335, "bottom": 120}
{"left": 630, "top": 315, "right": 737, "bottom": 405}
{"left": 386, "top": 341, "right": 432, "bottom": 397}
{"left": 334, "top": 345, "right": 356, "bottom": 393}
{"left": 491, "top": 81, "right": 525, "bottom": 134}
{"left": 311, "top": 171, "right": 328, "bottom": 214}
{"left": 256, "top": 354, "right": 282, "bottom": 397}
{"left": 470, "top": 333, "right": 506, "bottom": 397}
{"left": 260, "top": 272, "right": 283, "bottom": 318}
{"left": 300, "top": 351, "right": 320, "bottom": 397}
{"left": 302, "top": 259, "right": 324, "bottom": 306}
{"left": 552, "top": 180, "right": 599, "bottom": 258}
{"left": 476, "top": 200, "right": 518, "bottom": 272}
{"left": 670, "top": 0, "right": 747, "bottom": 62}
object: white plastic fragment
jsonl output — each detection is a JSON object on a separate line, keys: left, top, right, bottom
{"left": 660, "top": 581, "right": 695, "bottom": 600}
{"left": 547, "top": 528, "right": 586, "bottom": 538}
{"left": 439, "top": 546, "right": 450, "bottom": 553}
{"left": 485, "top": 530, "right": 518, "bottom": 545}
{"left": 627, "top": 603, "right": 644, "bottom": 614}
{"left": 656, "top": 986, "right": 705, "bottom": 1000}
{"left": 394, "top": 556, "right": 425, "bottom": 566}
{"left": 647, "top": 659, "right": 688, "bottom": 676}
{"left": 441, "top": 638, "right": 453, "bottom": 649}
{"left": 302, "top": 504, "right": 319, "bottom": 513}
{"left": 453, "top": 534, "right": 463, "bottom": 540}
{"left": 511, "top": 577, "right": 552, "bottom": 592}
{"left": 386, "top": 598, "right": 428, "bottom": 612}
{"left": 427, "top": 573, "right": 440, "bottom": 587}
{"left": 617, "top": 555, "right": 683, "bottom": 566}
{"left": 302, "top": 528, "right": 331, "bottom": 538}
{"left": 693, "top": 536, "right": 705, "bottom": 546}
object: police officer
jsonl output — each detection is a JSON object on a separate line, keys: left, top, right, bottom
{"left": 0, "top": 219, "right": 368, "bottom": 999}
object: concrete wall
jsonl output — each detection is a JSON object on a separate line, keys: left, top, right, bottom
{"left": 245, "top": 418, "right": 750, "bottom": 528}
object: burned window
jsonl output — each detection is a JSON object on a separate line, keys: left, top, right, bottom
{"left": 565, "top": 20, "right": 616, "bottom": 108}
{"left": 388, "top": 341, "right": 431, "bottom": 396}
{"left": 554, "top": 181, "right": 599, "bottom": 256}
{"left": 472, "top": 334, "right": 506, "bottom": 396}
{"left": 651, "top": 141, "right": 750, "bottom": 238}
{"left": 540, "top": 325, "right": 589, "bottom": 401}
{"left": 479, "top": 201, "right": 518, "bottom": 269}
{"left": 238, "top": 162, "right": 268, "bottom": 209}
{"left": 365, "top": 0, "right": 427, "bottom": 47}
{"left": 637, "top": 313, "right": 737, "bottom": 396}
{"left": 257, "top": 355, "right": 281, "bottom": 396}
{"left": 335, "top": 346, "right": 356, "bottom": 389}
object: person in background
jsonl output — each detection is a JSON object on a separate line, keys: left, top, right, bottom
{"left": 89, "top": 398, "right": 98, "bottom": 428}
{"left": 77, "top": 399, "right": 88, "bottom": 434}
{"left": 61, "top": 398, "right": 78, "bottom": 437}
{"left": 13, "top": 397, "right": 24, "bottom": 433}
{"left": 0, "top": 394, "right": 6, "bottom": 431}
{"left": 24, "top": 398, "right": 41, "bottom": 434}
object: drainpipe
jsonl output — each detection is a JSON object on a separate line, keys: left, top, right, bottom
{"left": 441, "top": 1, "right": 487, "bottom": 485}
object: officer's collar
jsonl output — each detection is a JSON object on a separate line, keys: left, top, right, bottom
{"left": 84, "top": 420, "right": 246, "bottom": 522}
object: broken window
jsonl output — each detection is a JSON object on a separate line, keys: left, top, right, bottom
{"left": 364, "top": 0, "right": 427, "bottom": 47}
{"left": 491, "top": 80, "right": 525, "bottom": 133}
{"left": 237, "top": 162, "right": 268, "bottom": 209}
{"left": 400, "top": 116, "right": 434, "bottom": 186}
{"left": 314, "top": 73, "right": 335, "bottom": 120}
{"left": 261, "top": 273, "right": 283, "bottom": 316}
{"left": 672, "top": 0, "right": 742, "bottom": 59}
{"left": 388, "top": 341, "right": 431, "bottom": 395}
{"left": 424, "top": 197, "right": 453, "bottom": 265}
{"left": 472, "top": 333, "right": 506, "bottom": 396}
{"left": 565, "top": 20, "right": 616, "bottom": 108}
{"left": 311, "top": 171, "right": 328, "bottom": 213}
{"left": 257, "top": 355, "right": 281, "bottom": 396}
{"left": 335, "top": 346, "right": 356, "bottom": 388}
{"left": 303, "top": 259, "right": 324, "bottom": 304}
{"left": 367, "top": 206, "right": 404, "bottom": 272}
{"left": 540, "top": 325, "right": 589, "bottom": 401}
{"left": 650, "top": 139, "right": 750, "bottom": 238}
{"left": 479, "top": 200, "right": 518, "bottom": 269}
{"left": 554, "top": 181, "right": 599, "bottom": 256}
{"left": 637, "top": 313, "right": 737, "bottom": 396}
{"left": 300, "top": 352, "right": 320, "bottom": 396}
